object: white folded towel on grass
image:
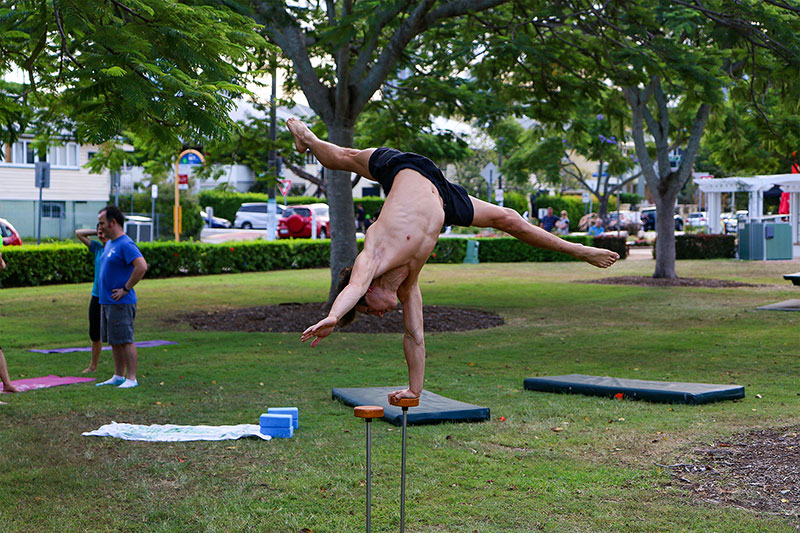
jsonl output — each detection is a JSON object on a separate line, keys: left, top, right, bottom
{"left": 82, "top": 421, "right": 271, "bottom": 441}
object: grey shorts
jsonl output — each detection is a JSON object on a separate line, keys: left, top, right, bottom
{"left": 100, "top": 304, "right": 137, "bottom": 345}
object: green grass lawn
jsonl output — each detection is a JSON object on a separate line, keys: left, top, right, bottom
{"left": 1, "top": 258, "right": 800, "bottom": 531}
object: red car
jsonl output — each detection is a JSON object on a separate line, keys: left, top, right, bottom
{"left": 0, "top": 218, "right": 22, "bottom": 246}
{"left": 278, "top": 204, "right": 330, "bottom": 239}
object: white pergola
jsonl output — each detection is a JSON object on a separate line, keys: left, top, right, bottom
{"left": 696, "top": 173, "right": 800, "bottom": 257}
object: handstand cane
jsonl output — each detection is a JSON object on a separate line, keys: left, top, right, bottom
{"left": 354, "top": 405, "right": 384, "bottom": 532}
{"left": 389, "top": 396, "right": 419, "bottom": 532}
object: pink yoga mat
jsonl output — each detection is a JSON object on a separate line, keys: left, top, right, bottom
{"left": 1, "top": 375, "right": 95, "bottom": 393}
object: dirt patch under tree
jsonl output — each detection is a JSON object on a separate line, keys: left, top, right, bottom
{"left": 177, "top": 302, "right": 504, "bottom": 334}
{"left": 584, "top": 276, "right": 766, "bottom": 288}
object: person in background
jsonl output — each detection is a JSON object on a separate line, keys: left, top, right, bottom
{"left": 588, "top": 218, "right": 605, "bottom": 237}
{"left": 540, "top": 207, "right": 559, "bottom": 232}
{"left": 355, "top": 203, "right": 366, "bottom": 232}
{"left": 555, "top": 210, "right": 570, "bottom": 235}
{"left": 0, "top": 247, "right": 19, "bottom": 393}
{"left": 95, "top": 205, "right": 148, "bottom": 389}
{"left": 75, "top": 223, "right": 110, "bottom": 374}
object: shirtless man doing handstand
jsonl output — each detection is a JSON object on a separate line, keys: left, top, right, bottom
{"left": 290, "top": 119, "right": 618, "bottom": 403}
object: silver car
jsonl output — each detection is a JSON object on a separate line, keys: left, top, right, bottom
{"left": 234, "top": 202, "right": 285, "bottom": 229}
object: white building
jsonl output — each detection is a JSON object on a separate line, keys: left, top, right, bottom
{"left": 0, "top": 136, "right": 111, "bottom": 238}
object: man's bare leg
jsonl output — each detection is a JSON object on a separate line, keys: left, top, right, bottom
{"left": 0, "top": 348, "right": 19, "bottom": 393}
{"left": 83, "top": 340, "right": 102, "bottom": 373}
{"left": 470, "top": 197, "right": 619, "bottom": 268}
{"left": 286, "top": 118, "right": 375, "bottom": 179}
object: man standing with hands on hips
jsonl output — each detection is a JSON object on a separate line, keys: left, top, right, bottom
{"left": 95, "top": 205, "right": 148, "bottom": 389}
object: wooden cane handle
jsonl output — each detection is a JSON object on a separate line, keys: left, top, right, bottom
{"left": 354, "top": 405, "right": 384, "bottom": 419}
{"left": 389, "top": 397, "right": 419, "bottom": 407}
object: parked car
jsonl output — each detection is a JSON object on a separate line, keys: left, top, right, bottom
{"left": 721, "top": 212, "right": 737, "bottom": 233}
{"left": 640, "top": 208, "right": 683, "bottom": 231}
{"left": 278, "top": 203, "right": 330, "bottom": 239}
{"left": 201, "top": 209, "right": 232, "bottom": 228}
{"left": 686, "top": 212, "right": 708, "bottom": 228}
{"left": 0, "top": 217, "right": 22, "bottom": 246}
{"left": 234, "top": 202, "right": 285, "bottom": 229}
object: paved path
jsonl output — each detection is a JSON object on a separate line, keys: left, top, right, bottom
{"left": 628, "top": 247, "right": 653, "bottom": 261}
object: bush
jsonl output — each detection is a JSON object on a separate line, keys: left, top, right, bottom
{"left": 0, "top": 234, "right": 622, "bottom": 289}
{"left": 592, "top": 235, "right": 628, "bottom": 259}
{"left": 671, "top": 234, "right": 736, "bottom": 259}
{"left": 477, "top": 235, "right": 595, "bottom": 263}
{"left": 652, "top": 234, "right": 736, "bottom": 260}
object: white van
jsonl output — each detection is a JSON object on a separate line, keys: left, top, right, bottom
{"left": 234, "top": 202, "right": 285, "bottom": 229}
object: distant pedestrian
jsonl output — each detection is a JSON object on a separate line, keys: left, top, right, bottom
{"left": 588, "top": 218, "right": 605, "bottom": 237}
{"left": 0, "top": 246, "right": 19, "bottom": 393}
{"left": 540, "top": 207, "right": 559, "bottom": 232}
{"left": 555, "top": 210, "right": 570, "bottom": 235}
{"left": 95, "top": 205, "right": 148, "bottom": 389}
{"left": 355, "top": 203, "right": 366, "bottom": 232}
{"left": 76, "top": 224, "right": 109, "bottom": 374}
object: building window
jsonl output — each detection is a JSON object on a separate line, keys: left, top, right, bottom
{"left": 42, "top": 201, "right": 66, "bottom": 219}
{"left": 4, "top": 140, "right": 79, "bottom": 168}
{"left": 47, "top": 143, "right": 79, "bottom": 168}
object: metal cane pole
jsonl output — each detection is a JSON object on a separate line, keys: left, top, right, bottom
{"left": 354, "top": 406, "right": 383, "bottom": 532}
{"left": 389, "top": 396, "right": 419, "bottom": 533}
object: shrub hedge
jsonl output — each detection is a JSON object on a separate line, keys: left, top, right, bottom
{"left": 0, "top": 234, "right": 626, "bottom": 288}
{"left": 653, "top": 234, "right": 736, "bottom": 260}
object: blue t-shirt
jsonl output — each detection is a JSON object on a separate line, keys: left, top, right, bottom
{"left": 541, "top": 215, "right": 559, "bottom": 231}
{"left": 588, "top": 225, "right": 605, "bottom": 236}
{"left": 89, "top": 240, "right": 106, "bottom": 298}
{"left": 98, "top": 235, "right": 143, "bottom": 305}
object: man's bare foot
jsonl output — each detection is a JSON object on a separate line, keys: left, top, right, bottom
{"left": 577, "top": 245, "right": 619, "bottom": 268}
{"left": 388, "top": 388, "right": 420, "bottom": 404}
{"left": 286, "top": 118, "right": 311, "bottom": 154}
{"left": 82, "top": 366, "right": 96, "bottom": 374}
{"left": 2, "top": 383, "right": 19, "bottom": 393}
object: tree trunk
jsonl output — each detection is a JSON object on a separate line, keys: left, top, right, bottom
{"left": 324, "top": 122, "right": 359, "bottom": 307}
{"left": 653, "top": 193, "right": 679, "bottom": 278}
{"left": 597, "top": 194, "right": 610, "bottom": 223}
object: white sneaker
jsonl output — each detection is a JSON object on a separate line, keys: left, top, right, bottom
{"left": 118, "top": 379, "right": 138, "bottom": 389}
{"left": 96, "top": 375, "right": 125, "bottom": 387}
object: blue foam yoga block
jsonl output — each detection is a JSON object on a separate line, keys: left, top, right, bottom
{"left": 267, "top": 407, "right": 299, "bottom": 429}
{"left": 259, "top": 413, "right": 293, "bottom": 428}
{"left": 260, "top": 426, "right": 293, "bottom": 438}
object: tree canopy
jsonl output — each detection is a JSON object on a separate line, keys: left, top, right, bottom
{"left": 0, "top": 0, "right": 263, "bottom": 150}
{"left": 462, "top": 0, "right": 800, "bottom": 277}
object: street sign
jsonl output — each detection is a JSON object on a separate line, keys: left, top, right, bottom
{"left": 582, "top": 192, "right": 590, "bottom": 204}
{"left": 481, "top": 162, "right": 499, "bottom": 185}
{"left": 494, "top": 188, "right": 504, "bottom": 204}
{"left": 35, "top": 161, "right": 51, "bottom": 188}
{"left": 278, "top": 178, "right": 292, "bottom": 197}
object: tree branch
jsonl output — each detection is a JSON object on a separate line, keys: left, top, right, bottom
{"left": 53, "top": 0, "right": 81, "bottom": 68}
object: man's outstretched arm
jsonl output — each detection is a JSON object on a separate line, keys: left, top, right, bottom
{"left": 389, "top": 282, "right": 425, "bottom": 403}
{"left": 301, "top": 251, "right": 378, "bottom": 347}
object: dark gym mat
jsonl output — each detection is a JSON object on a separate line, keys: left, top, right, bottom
{"left": 332, "top": 386, "right": 490, "bottom": 426}
{"left": 757, "top": 299, "right": 800, "bottom": 311}
{"left": 524, "top": 374, "right": 744, "bottom": 405}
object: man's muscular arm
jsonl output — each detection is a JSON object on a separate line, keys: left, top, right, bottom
{"left": 300, "top": 251, "right": 379, "bottom": 347}
{"left": 388, "top": 281, "right": 425, "bottom": 403}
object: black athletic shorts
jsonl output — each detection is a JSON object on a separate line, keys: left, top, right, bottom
{"left": 368, "top": 147, "right": 474, "bottom": 227}
{"left": 89, "top": 295, "right": 101, "bottom": 342}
